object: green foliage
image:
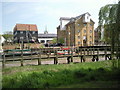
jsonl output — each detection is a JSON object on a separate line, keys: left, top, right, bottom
{"left": 2, "top": 31, "right": 13, "bottom": 43}
{"left": 52, "top": 38, "right": 57, "bottom": 44}
{"left": 2, "top": 60, "right": 120, "bottom": 88}
{"left": 58, "top": 37, "right": 64, "bottom": 44}
{"left": 99, "top": 2, "right": 120, "bottom": 56}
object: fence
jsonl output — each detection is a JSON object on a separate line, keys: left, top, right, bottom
{"left": 1, "top": 46, "right": 119, "bottom": 68}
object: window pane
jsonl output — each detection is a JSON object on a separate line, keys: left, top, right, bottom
{"left": 90, "top": 30, "right": 92, "bottom": 33}
{"left": 84, "top": 30, "right": 86, "bottom": 33}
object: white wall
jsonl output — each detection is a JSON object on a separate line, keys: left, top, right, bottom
{"left": 38, "top": 38, "right": 54, "bottom": 44}
{"left": 60, "top": 19, "right": 70, "bottom": 30}
{"left": 83, "top": 13, "right": 90, "bottom": 23}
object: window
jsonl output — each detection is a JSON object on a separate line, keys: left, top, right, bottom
{"left": 90, "top": 41, "right": 92, "bottom": 44}
{"left": 83, "top": 24, "right": 86, "bottom": 26}
{"left": 14, "top": 32, "right": 17, "bottom": 35}
{"left": 47, "top": 40, "right": 50, "bottom": 42}
{"left": 78, "top": 36, "right": 80, "bottom": 39}
{"left": 78, "top": 24, "right": 80, "bottom": 26}
{"left": 90, "top": 24, "right": 92, "bottom": 26}
{"left": 20, "top": 31, "right": 23, "bottom": 34}
{"left": 32, "top": 31, "right": 35, "bottom": 34}
{"left": 84, "top": 30, "right": 86, "bottom": 33}
{"left": 78, "top": 30, "right": 80, "bottom": 33}
{"left": 15, "top": 37, "right": 17, "bottom": 40}
{"left": 83, "top": 36, "right": 86, "bottom": 40}
{"left": 90, "top": 30, "right": 92, "bottom": 33}
{"left": 20, "top": 37, "right": 24, "bottom": 40}
{"left": 90, "top": 36, "right": 92, "bottom": 39}
{"left": 78, "top": 42, "right": 80, "bottom": 45}
{"left": 41, "top": 40, "right": 45, "bottom": 43}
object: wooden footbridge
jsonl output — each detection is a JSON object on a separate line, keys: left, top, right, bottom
{"left": 0, "top": 46, "right": 119, "bottom": 68}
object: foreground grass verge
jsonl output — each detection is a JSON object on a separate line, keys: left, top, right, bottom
{"left": 2, "top": 60, "right": 120, "bottom": 88}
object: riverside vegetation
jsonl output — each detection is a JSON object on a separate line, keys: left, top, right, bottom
{"left": 2, "top": 59, "right": 120, "bottom": 88}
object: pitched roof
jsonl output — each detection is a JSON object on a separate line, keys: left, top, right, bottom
{"left": 14, "top": 24, "right": 38, "bottom": 31}
{"left": 63, "top": 12, "right": 93, "bottom": 26}
{"left": 38, "top": 33, "right": 57, "bottom": 38}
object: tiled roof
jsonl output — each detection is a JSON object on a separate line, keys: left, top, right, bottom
{"left": 14, "top": 24, "right": 38, "bottom": 31}
{"left": 38, "top": 33, "right": 57, "bottom": 38}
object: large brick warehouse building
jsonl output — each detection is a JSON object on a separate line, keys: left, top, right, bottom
{"left": 57, "top": 12, "right": 95, "bottom": 46}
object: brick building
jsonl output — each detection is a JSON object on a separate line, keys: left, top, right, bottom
{"left": 57, "top": 12, "right": 95, "bottom": 46}
{"left": 13, "top": 24, "right": 38, "bottom": 43}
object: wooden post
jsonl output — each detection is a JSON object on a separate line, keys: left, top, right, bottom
{"left": 54, "top": 50, "right": 58, "bottom": 64}
{"left": 38, "top": 49, "right": 41, "bottom": 65}
{"left": 105, "top": 47, "right": 107, "bottom": 60}
{"left": 2, "top": 52, "right": 5, "bottom": 68}
{"left": 93, "top": 48, "right": 95, "bottom": 55}
{"left": 13, "top": 50, "right": 15, "bottom": 61}
{"left": 90, "top": 48, "right": 92, "bottom": 55}
{"left": 84, "top": 48, "right": 86, "bottom": 55}
{"left": 31, "top": 49, "right": 32, "bottom": 60}
{"left": 81, "top": 56, "right": 83, "bottom": 63}
{"left": 71, "top": 49, "right": 73, "bottom": 62}
{"left": 87, "top": 48, "right": 89, "bottom": 55}
{"left": 21, "top": 41, "right": 23, "bottom": 66}
{"left": 21, "top": 49, "right": 23, "bottom": 66}
{"left": 97, "top": 48, "right": 99, "bottom": 61}
{"left": 67, "top": 56, "right": 70, "bottom": 64}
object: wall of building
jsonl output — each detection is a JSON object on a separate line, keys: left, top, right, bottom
{"left": 57, "top": 13, "right": 95, "bottom": 47}
{"left": 38, "top": 38, "right": 55, "bottom": 44}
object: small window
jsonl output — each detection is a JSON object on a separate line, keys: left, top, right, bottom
{"left": 20, "top": 31, "right": 23, "bottom": 34}
{"left": 90, "top": 36, "right": 92, "bottom": 39}
{"left": 78, "top": 36, "right": 80, "bottom": 39}
{"left": 90, "top": 30, "right": 92, "bottom": 33}
{"left": 84, "top": 24, "right": 86, "bottom": 26}
{"left": 20, "top": 37, "right": 24, "bottom": 40}
{"left": 33, "top": 31, "right": 35, "bottom": 34}
{"left": 90, "top": 24, "right": 92, "bottom": 26}
{"left": 47, "top": 40, "right": 50, "bottom": 42}
{"left": 14, "top": 32, "right": 17, "bottom": 35}
{"left": 41, "top": 40, "right": 45, "bottom": 43}
{"left": 84, "top": 30, "right": 86, "bottom": 33}
{"left": 15, "top": 37, "right": 17, "bottom": 40}
{"left": 78, "top": 42, "right": 80, "bottom": 45}
{"left": 78, "top": 30, "right": 80, "bottom": 33}
{"left": 90, "top": 41, "right": 92, "bottom": 44}
{"left": 83, "top": 36, "right": 86, "bottom": 40}
{"left": 78, "top": 24, "right": 80, "bottom": 26}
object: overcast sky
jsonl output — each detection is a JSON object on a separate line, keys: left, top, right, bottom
{"left": 0, "top": 0, "right": 118, "bottom": 34}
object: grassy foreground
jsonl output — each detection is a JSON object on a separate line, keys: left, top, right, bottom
{"left": 2, "top": 60, "right": 120, "bottom": 88}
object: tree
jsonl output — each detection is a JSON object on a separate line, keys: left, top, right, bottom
{"left": 2, "top": 31, "right": 13, "bottom": 43}
{"left": 58, "top": 37, "right": 64, "bottom": 44}
{"left": 52, "top": 38, "right": 57, "bottom": 44}
{"left": 98, "top": 1, "right": 120, "bottom": 58}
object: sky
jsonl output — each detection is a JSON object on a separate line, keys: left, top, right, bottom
{"left": 0, "top": 0, "right": 118, "bottom": 34}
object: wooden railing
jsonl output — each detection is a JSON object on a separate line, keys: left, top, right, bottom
{"left": 1, "top": 46, "right": 119, "bottom": 68}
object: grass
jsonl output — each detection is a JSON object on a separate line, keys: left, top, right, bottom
{"left": 2, "top": 59, "right": 120, "bottom": 88}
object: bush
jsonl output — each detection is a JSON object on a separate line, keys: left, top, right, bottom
{"left": 74, "top": 70, "right": 87, "bottom": 78}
